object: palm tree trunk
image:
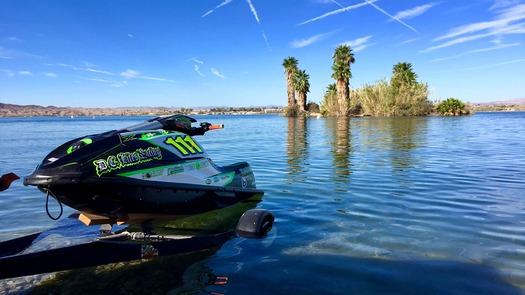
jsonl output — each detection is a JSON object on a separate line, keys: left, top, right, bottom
{"left": 286, "top": 72, "right": 295, "bottom": 107}
{"left": 297, "top": 92, "right": 306, "bottom": 112}
{"left": 336, "top": 79, "right": 349, "bottom": 117}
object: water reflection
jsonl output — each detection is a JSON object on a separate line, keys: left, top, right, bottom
{"left": 325, "top": 117, "right": 352, "bottom": 187}
{"left": 286, "top": 117, "right": 308, "bottom": 184}
{"left": 387, "top": 117, "right": 427, "bottom": 171}
{"left": 356, "top": 117, "right": 427, "bottom": 173}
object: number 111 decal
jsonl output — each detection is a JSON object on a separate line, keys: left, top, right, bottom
{"left": 164, "top": 135, "right": 203, "bottom": 156}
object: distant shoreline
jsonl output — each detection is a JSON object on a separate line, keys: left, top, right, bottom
{"left": 0, "top": 103, "right": 282, "bottom": 117}
{"left": 2, "top": 101, "right": 525, "bottom": 117}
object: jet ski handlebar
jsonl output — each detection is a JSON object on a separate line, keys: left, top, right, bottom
{"left": 123, "top": 114, "right": 223, "bottom": 135}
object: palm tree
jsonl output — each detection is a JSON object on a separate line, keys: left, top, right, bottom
{"left": 293, "top": 69, "right": 310, "bottom": 112}
{"left": 331, "top": 45, "right": 355, "bottom": 117}
{"left": 391, "top": 62, "right": 417, "bottom": 89}
{"left": 282, "top": 57, "right": 299, "bottom": 107}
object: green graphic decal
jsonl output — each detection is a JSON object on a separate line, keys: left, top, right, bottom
{"left": 164, "top": 134, "right": 203, "bottom": 156}
{"left": 67, "top": 138, "right": 93, "bottom": 154}
{"left": 93, "top": 147, "right": 162, "bottom": 176}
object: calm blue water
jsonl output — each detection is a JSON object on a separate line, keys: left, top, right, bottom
{"left": 1, "top": 113, "right": 525, "bottom": 294}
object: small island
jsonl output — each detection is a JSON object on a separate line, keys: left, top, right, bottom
{"left": 281, "top": 45, "right": 525, "bottom": 118}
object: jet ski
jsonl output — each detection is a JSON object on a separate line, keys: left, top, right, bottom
{"left": 0, "top": 115, "right": 273, "bottom": 279}
{"left": 24, "top": 114, "right": 265, "bottom": 225}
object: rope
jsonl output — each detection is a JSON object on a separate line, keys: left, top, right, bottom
{"left": 45, "top": 189, "right": 63, "bottom": 220}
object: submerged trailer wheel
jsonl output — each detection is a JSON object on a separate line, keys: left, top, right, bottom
{"left": 236, "top": 209, "right": 274, "bottom": 238}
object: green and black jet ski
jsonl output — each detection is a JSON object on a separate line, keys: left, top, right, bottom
{"left": 24, "top": 115, "right": 264, "bottom": 223}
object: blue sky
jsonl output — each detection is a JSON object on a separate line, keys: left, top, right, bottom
{"left": 1, "top": 0, "right": 524, "bottom": 108}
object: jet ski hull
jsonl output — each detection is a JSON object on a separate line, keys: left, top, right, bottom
{"left": 33, "top": 177, "right": 263, "bottom": 219}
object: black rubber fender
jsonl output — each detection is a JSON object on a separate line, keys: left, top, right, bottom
{"left": 236, "top": 209, "right": 274, "bottom": 238}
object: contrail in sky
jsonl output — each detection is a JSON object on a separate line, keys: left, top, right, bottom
{"left": 246, "top": 0, "right": 271, "bottom": 50}
{"left": 246, "top": 0, "right": 260, "bottom": 24}
{"left": 297, "top": 0, "right": 378, "bottom": 26}
{"left": 202, "top": 0, "right": 270, "bottom": 50}
{"left": 329, "top": 0, "right": 418, "bottom": 33}
{"left": 365, "top": 0, "right": 418, "bottom": 33}
{"left": 202, "top": 0, "right": 233, "bottom": 17}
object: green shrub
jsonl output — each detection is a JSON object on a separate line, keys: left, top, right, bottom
{"left": 353, "top": 79, "right": 432, "bottom": 117}
{"left": 307, "top": 101, "right": 320, "bottom": 113}
{"left": 283, "top": 104, "right": 300, "bottom": 117}
{"left": 436, "top": 98, "right": 471, "bottom": 116}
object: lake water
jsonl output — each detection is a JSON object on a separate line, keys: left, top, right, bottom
{"left": 1, "top": 113, "right": 524, "bottom": 294}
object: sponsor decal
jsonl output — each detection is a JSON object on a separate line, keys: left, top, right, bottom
{"left": 167, "top": 166, "right": 184, "bottom": 176}
{"left": 205, "top": 172, "right": 234, "bottom": 186}
{"left": 142, "top": 169, "right": 163, "bottom": 179}
{"left": 93, "top": 147, "right": 162, "bottom": 176}
{"left": 187, "top": 159, "right": 209, "bottom": 171}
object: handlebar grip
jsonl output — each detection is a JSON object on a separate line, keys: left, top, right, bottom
{"left": 209, "top": 124, "right": 224, "bottom": 130}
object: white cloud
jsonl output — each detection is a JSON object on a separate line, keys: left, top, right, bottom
{"left": 422, "top": 3, "right": 525, "bottom": 52}
{"left": 290, "top": 31, "right": 337, "bottom": 48}
{"left": 393, "top": 3, "right": 437, "bottom": 20}
{"left": 431, "top": 42, "right": 521, "bottom": 62}
{"left": 7, "top": 36, "right": 22, "bottom": 42}
{"left": 1, "top": 69, "right": 14, "bottom": 76}
{"left": 120, "top": 69, "right": 174, "bottom": 82}
{"left": 0, "top": 46, "right": 39, "bottom": 59}
{"left": 85, "top": 67, "right": 114, "bottom": 75}
{"left": 121, "top": 69, "right": 140, "bottom": 78}
{"left": 44, "top": 72, "right": 57, "bottom": 78}
{"left": 128, "top": 33, "right": 134, "bottom": 38}
{"left": 0, "top": 47, "right": 15, "bottom": 59}
{"left": 74, "top": 75, "right": 128, "bottom": 88}
{"left": 398, "top": 38, "right": 419, "bottom": 45}
{"left": 490, "top": 0, "right": 521, "bottom": 11}
{"left": 194, "top": 65, "right": 205, "bottom": 77}
{"left": 1, "top": 69, "right": 33, "bottom": 76}
{"left": 341, "top": 35, "right": 373, "bottom": 52}
{"left": 438, "top": 4, "right": 525, "bottom": 40}
{"left": 190, "top": 58, "right": 204, "bottom": 64}
{"left": 460, "top": 58, "right": 525, "bottom": 71}
{"left": 58, "top": 62, "right": 115, "bottom": 75}
{"left": 211, "top": 68, "right": 225, "bottom": 79}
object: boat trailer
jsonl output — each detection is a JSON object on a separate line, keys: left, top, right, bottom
{"left": 0, "top": 209, "right": 274, "bottom": 280}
